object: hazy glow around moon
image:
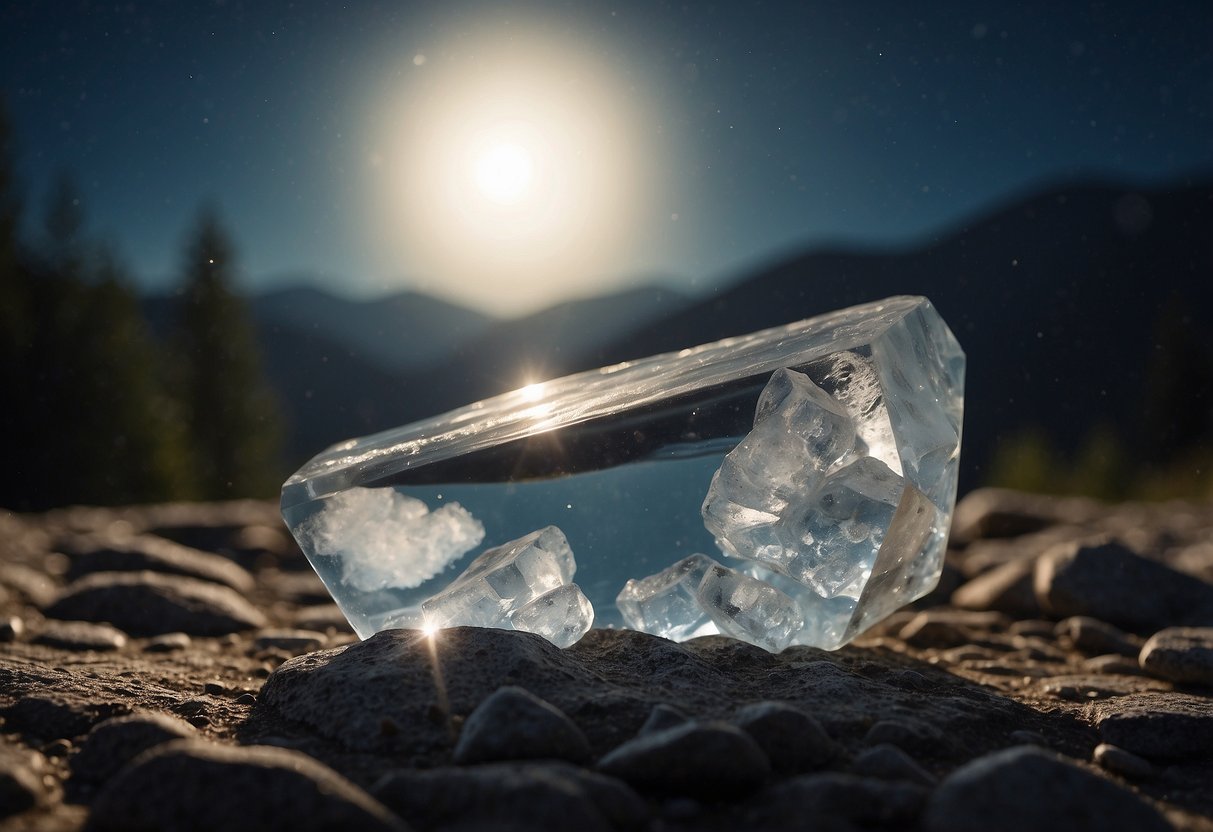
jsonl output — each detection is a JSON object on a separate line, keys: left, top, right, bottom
{"left": 366, "top": 22, "right": 661, "bottom": 315}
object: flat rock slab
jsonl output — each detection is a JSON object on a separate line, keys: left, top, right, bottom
{"left": 45, "top": 571, "right": 266, "bottom": 636}
{"left": 86, "top": 740, "right": 408, "bottom": 832}
{"left": 1035, "top": 540, "right": 1213, "bottom": 632}
{"left": 33, "top": 620, "right": 127, "bottom": 652}
{"left": 61, "top": 533, "right": 255, "bottom": 593}
{"left": 1095, "top": 693, "right": 1213, "bottom": 761}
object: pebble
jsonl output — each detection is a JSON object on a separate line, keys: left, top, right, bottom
{"left": 922, "top": 745, "right": 1170, "bottom": 832}
{"left": 252, "top": 629, "right": 327, "bottom": 654}
{"left": 1138, "top": 627, "right": 1213, "bottom": 686}
{"left": 898, "top": 610, "right": 1009, "bottom": 648}
{"left": 61, "top": 533, "right": 255, "bottom": 593}
{"left": 1035, "top": 539, "right": 1213, "bottom": 631}
{"left": 1096, "top": 694, "right": 1213, "bottom": 761}
{"left": 1, "top": 694, "right": 128, "bottom": 743}
{"left": 733, "top": 701, "right": 838, "bottom": 772}
{"left": 454, "top": 686, "right": 591, "bottom": 765}
{"left": 1083, "top": 654, "right": 1145, "bottom": 675}
{"left": 863, "top": 718, "right": 947, "bottom": 753}
{"left": 639, "top": 703, "right": 690, "bottom": 735}
{"left": 0, "top": 744, "right": 48, "bottom": 819}
{"left": 1055, "top": 616, "right": 1141, "bottom": 656}
{"left": 71, "top": 713, "right": 197, "bottom": 787}
{"left": 852, "top": 743, "right": 936, "bottom": 785}
{"left": 949, "top": 488, "right": 1099, "bottom": 545}
{"left": 143, "top": 632, "right": 192, "bottom": 652}
{"left": 951, "top": 558, "right": 1040, "bottom": 617}
{"left": 0, "top": 616, "right": 25, "bottom": 642}
{"left": 372, "top": 761, "right": 646, "bottom": 832}
{"left": 87, "top": 740, "right": 408, "bottom": 831}
{"left": 45, "top": 571, "right": 266, "bottom": 636}
{"left": 33, "top": 620, "right": 127, "bottom": 651}
{"left": 754, "top": 773, "right": 927, "bottom": 826}
{"left": 0, "top": 563, "right": 58, "bottom": 607}
{"left": 1093, "top": 743, "right": 1157, "bottom": 779}
{"left": 597, "top": 721, "right": 771, "bottom": 797}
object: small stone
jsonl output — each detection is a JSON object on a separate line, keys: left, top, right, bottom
{"left": 1035, "top": 539, "right": 1213, "bottom": 631}
{"left": 755, "top": 773, "right": 927, "bottom": 826}
{"left": 87, "top": 740, "right": 407, "bottom": 831}
{"left": 863, "top": 719, "right": 946, "bottom": 753}
{"left": 0, "top": 744, "right": 48, "bottom": 819}
{"left": 0, "top": 563, "right": 58, "bottom": 607}
{"left": 1096, "top": 694, "right": 1213, "bottom": 761}
{"left": 597, "top": 721, "right": 771, "bottom": 797}
{"left": 71, "top": 713, "right": 197, "bottom": 787}
{"left": 922, "top": 745, "right": 1171, "bottom": 832}
{"left": 45, "top": 571, "right": 266, "bottom": 636}
{"left": 951, "top": 558, "right": 1040, "bottom": 617}
{"left": 143, "top": 632, "right": 192, "bottom": 652}
{"left": 898, "top": 610, "right": 1009, "bottom": 648}
{"left": 852, "top": 743, "right": 936, "bottom": 785}
{"left": 252, "top": 629, "right": 327, "bottom": 654}
{"left": 1093, "top": 743, "right": 1157, "bottom": 780}
{"left": 454, "top": 686, "right": 590, "bottom": 765}
{"left": 1083, "top": 654, "right": 1144, "bottom": 675}
{"left": 203, "top": 682, "right": 227, "bottom": 696}
{"left": 1138, "top": 627, "right": 1213, "bottom": 686}
{"left": 0, "top": 615, "right": 24, "bottom": 643}
{"left": 235, "top": 693, "right": 257, "bottom": 706}
{"left": 32, "top": 619, "right": 128, "bottom": 651}
{"left": 1055, "top": 616, "right": 1141, "bottom": 657}
{"left": 734, "top": 701, "right": 838, "bottom": 772}
{"left": 640, "top": 704, "right": 691, "bottom": 735}
{"left": 372, "top": 762, "right": 645, "bottom": 832}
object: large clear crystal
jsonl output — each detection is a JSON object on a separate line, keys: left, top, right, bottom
{"left": 281, "top": 296, "right": 963, "bottom": 649}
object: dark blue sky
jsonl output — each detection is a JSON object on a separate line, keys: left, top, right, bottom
{"left": 2, "top": 1, "right": 1210, "bottom": 314}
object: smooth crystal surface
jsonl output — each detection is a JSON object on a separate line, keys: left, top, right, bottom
{"left": 281, "top": 295, "right": 963, "bottom": 649}
{"left": 616, "top": 554, "right": 721, "bottom": 641}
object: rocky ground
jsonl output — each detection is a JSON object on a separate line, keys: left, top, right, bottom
{"left": 1, "top": 489, "right": 1212, "bottom": 831}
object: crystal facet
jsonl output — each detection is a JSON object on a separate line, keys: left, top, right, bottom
{"left": 421, "top": 526, "right": 580, "bottom": 629}
{"left": 281, "top": 296, "right": 963, "bottom": 649}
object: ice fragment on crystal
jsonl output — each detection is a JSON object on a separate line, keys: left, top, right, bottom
{"left": 696, "top": 562, "right": 804, "bottom": 652}
{"left": 510, "top": 583, "right": 595, "bottom": 648}
{"left": 421, "top": 526, "right": 577, "bottom": 630}
{"left": 616, "top": 554, "right": 720, "bottom": 641}
{"left": 302, "top": 487, "right": 484, "bottom": 592}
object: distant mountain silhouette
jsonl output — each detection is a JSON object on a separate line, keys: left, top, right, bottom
{"left": 145, "top": 178, "right": 1213, "bottom": 487}
{"left": 251, "top": 285, "right": 495, "bottom": 372}
{"left": 590, "top": 178, "right": 1213, "bottom": 492}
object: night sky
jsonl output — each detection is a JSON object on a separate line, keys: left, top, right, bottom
{"left": 2, "top": 1, "right": 1210, "bottom": 315}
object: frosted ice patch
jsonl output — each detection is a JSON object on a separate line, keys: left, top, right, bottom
{"left": 303, "top": 487, "right": 484, "bottom": 592}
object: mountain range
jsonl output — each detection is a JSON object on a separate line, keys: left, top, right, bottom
{"left": 150, "top": 177, "right": 1213, "bottom": 493}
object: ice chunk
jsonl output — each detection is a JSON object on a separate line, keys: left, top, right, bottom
{"left": 301, "top": 487, "right": 484, "bottom": 592}
{"left": 510, "top": 583, "right": 595, "bottom": 648}
{"left": 696, "top": 562, "right": 804, "bottom": 652}
{"left": 616, "top": 554, "right": 720, "bottom": 641}
{"left": 422, "top": 526, "right": 576, "bottom": 630}
{"left": 778, "top": 456, "right": 906, "bottom": 597}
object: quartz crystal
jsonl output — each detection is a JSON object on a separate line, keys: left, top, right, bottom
{"left": 421, "top": 526, "right": 584, "bottom": 630}
{"left": 281, "top": 296, "right": 963, "bottom": 649}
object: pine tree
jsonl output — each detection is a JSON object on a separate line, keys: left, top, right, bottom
{"left": 175, "top": 207, "right": 282, "bottom": 498}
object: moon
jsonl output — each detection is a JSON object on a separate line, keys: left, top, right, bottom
{"left": 368, "top": 26, "right": 659, "bottom": 315}
{"left": 473, "top": 140, "right": 535, "bottom": 205}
